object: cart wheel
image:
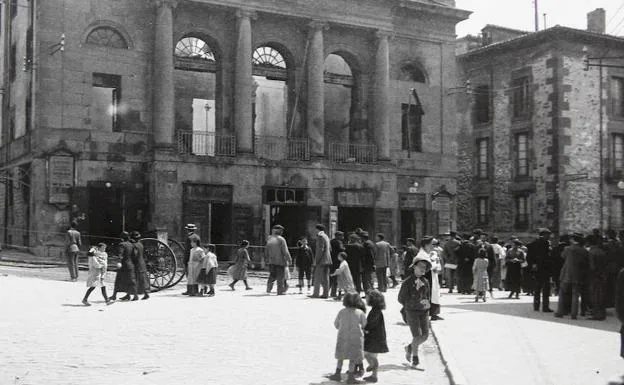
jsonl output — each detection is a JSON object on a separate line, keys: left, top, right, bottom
{"left": 165, "top": 238, "right": 186, "bottom": 288}
{"left": 141, "top": 238, "right": 177, "bottom": 291}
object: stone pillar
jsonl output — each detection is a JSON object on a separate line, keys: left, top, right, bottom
{"left": 152, "top": 0, "right": 178, "bottom": 147}
{"left": 234, "top": 9, "right": 256, "bottom": 153}
{"left": 373, "top": 30, "right": 391, "bottom": 160}
{"left": 307, "top": 21, "right": 328, "bottom": 157}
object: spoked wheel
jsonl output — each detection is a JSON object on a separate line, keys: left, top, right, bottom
{"left": 165, "top": 238, "right": 186, "bottom": 288}
{"left": 141, "top": 238, "right": 177, "bottom": 291}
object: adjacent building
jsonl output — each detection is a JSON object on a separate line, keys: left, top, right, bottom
{"left": 456, "top": 9, "right": 624, "bottom": 238}
{"left": 0, "top": 0, "right": 469, "bottom": 258}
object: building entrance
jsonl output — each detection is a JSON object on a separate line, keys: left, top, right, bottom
{"left": 269, "top": 205, "right": 310, "bottom": 248}
{"left": 87, "top": 185, "right": 147, "bottom": 245}
{"left": 338, "top": 207, "right": 375, "bottom": 237}
{"left": 400, "top": 209, "right": 425, "bottom": 245}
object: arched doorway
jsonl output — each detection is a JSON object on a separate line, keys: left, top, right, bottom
{"left": 323, "top": 53, "right": 357, "bottom": 143}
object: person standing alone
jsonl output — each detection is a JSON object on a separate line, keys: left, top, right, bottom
{"left": 527, "top": 228, "right": 554, "bottom": 312}
{"left": 374, "top": 234, "right": 391, "bottom": 292}
{"left": 265, "top": 224, "right": 292, "bottom": 295}
{"left": 311, "top": 224, "right": 332, "bottom": 298}
{"left": 65, "top": 221, "right": 81, "bottom": 281}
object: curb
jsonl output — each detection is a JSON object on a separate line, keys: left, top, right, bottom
{"left": 430, "top": 324, "right": 468, "bottom": 385}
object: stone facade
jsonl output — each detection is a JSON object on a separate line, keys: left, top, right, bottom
{"left": 457, "top": 25, "right": 624, "bottom": 239}
{"left": 0, "top": 0, "right": 469, "bottom": 258}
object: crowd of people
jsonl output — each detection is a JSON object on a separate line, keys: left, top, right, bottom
{"left": 68, "top": 220, "right": 624, "bottom": 382}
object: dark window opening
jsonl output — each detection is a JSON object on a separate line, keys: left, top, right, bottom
{"left": 92, "top": 73, "right": 121, "bottom": 132}
{"left": 474, "top": 85, "right": 491, "bottom": 124}
{"left": 612, "top": 77, "right": 624, "bottom": 118}
{"left": 511, "top": 76, "right": 530, "bottom": 119}
{"left": 401, "top": 64, "right": 426, "bottom": 83}
{"left": 401, "top": 103, "right": 423, "bottom": 152}
{"left": 9, "top": 43, "right": 16, "bottom": 82}
{"left": 265, "top": 188, "right": 305, "bottom": 205}
{"left": 613, "top": 134, "right": 624, "bottom": 173}
{"left": 515, "top": 195, "right": 529, "bottom": 228}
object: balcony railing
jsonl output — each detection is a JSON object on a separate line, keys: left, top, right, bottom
{"left": 177, "top": 131, "right": 236, "bottom": 157}
{"left": 254, "top": 136, "right": 310, "bottom": 161}
{"left": 328, "top": 142, "right": 377, "bottom": 164}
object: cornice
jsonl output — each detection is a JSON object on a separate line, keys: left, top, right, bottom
{"left": 396, "top": 0, "right": 471, "bottom": 22}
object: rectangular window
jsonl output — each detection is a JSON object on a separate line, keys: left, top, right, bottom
{"left": 477, "top": 197, "right": 489, "bottom": 225}
{"left": 25, "top": 96, "right": 31, "bottom": 133}
{"left": 10, "top": 0, "right": 17, "bottom": 19}
{"left": 477, "top": 138, "right": 489, "bottom": 179}
{"left": 515, "top": 195, "right": 529, "bottom": 228}
{"left": 401, "top": 103, "right": 423, "bottom": 152}
{"left": 512, "top": 76, "right": 530, "bottom": 119}
{"left": 474, "top": 85, "right": 491, "bottom": 124}
{"left": 516, "top": 133, "right": 529, "bottom": 177}
{"left": 612, "top": 77, "right": 624, "bottom": 118}
{"left": 613, "top": 134, "right": 624, "bottom": 172}
{"left": 612, "top": 197, "right": 624, "bottom": 230}
{"left": 9, "top": 43, "right": 16, "bottom": 82}
{"left": 91, "top": 73, "right": 121, "bottom": 132}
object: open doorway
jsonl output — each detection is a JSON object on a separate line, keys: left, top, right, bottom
{"left": 337, "top": 207, "right": 374, "bottom": 236}
{"left": 400, "top": 209, "right": 425, "bottom": 245}
{"left": 269, "top": 205, "right": 309, "bottom": 248}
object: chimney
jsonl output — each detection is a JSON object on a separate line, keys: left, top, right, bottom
{"left": 587, "top": 8, "right": 606, "bottom": 34}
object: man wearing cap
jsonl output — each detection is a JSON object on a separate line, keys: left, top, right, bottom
{"left": 329, "top": 231, "right": 345, "bottom": 298}
{"left": 265, "top": 224, "right": 292, "bottom": 295}
{"left": 555, "top": 233, "right": 589, "bottom": 319}
{"left": 441, "top": 231, "right": 460, "bottom": 293}
{"left": 311, "top": 224, "right": 332, "bottom": 298}
{"left": 374, "top": 233, "right": 391, "bottom": 292}
{"left": 182, "top": 224, "right": 201, "bottom": 295}
{"left": 360, "top": 231, "right": 376, "bottom": 293}
{"left": 527, "top": 228, "right": 554, "bottom": 312}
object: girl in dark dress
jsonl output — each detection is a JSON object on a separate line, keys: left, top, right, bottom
{"left": 506, "top": 240, "right": 526, "bottom": 299}
{"left": 363, "top": 290, "right": 388, "bottom": 383}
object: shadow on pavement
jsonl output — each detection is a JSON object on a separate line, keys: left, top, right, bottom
{"left": 377, "top": 363, "right": 414, "bottom": 372}
{"left": 61, "top": 304, "right": 87, "bottom": 307}
{"left": 444, "top": 300, "right": 619, "bottom": 333}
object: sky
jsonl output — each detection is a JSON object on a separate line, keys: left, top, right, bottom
{"left": 455, "top": 0, "right": 624, "bottom": 37}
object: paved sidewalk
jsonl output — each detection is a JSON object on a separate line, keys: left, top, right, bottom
{"left": 0, "top": 271, "right": 450, "bottom": 385}
{"left": 432, "top": 291, "right": 624, "bottom": 385}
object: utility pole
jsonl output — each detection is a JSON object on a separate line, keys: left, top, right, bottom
{"left": 534, "top": 0, "right": 539, "bottom": 31}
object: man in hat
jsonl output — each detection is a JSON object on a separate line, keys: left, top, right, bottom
{"left": 345, "top": 232, "right": 364, "bottom": 293}
{"left": 374, "top": 233, "right": 391, "bottom": 292}
{"left": 311, "top": 224, "right": 332, "bottom": 298}
{"left": 586, "top": 234, "right": 608, "bottom": 320}
{"left": 360, "top": 231, "right": 376, "bottom": 293}
{"left": 329, "top": 231, "right": 345, "bottom": 298}
{"left": 555, "top": 233, "right": 588, "bottom": 320}
{"left": 456, "top": 234, "right": 476, "bottom": 294}
{"left": 182, "top": 224, "right": 201, "bottom": 295}
{"left": 265, "top": 224, "right": 292, "bottom": 295}
{"left": 441, "top": 231, "right": 460, "bottom": 293}
{"left": 130, "top": 231, "right": 150, "bottom": 300}
{"left": 527, "top": 228, "right": 554, "bottom": 312}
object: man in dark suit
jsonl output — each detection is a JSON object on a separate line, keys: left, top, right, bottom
{"left": 360, "top": 231, "right": 377, "bottom": 294}
{"left": 527, "top": 228, "right": 554, "bottom": 312}
{"left": 345, "top": 233, "right": 364, "bottom": 293}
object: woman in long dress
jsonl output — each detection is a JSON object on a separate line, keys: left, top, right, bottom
{"left": 111, "top": 231, "right": 137, "bottom": 301}
{"left": 228, "top": 240, "right": 253, "bottom": 290}
{"left": 187, "top": 237, "right": 205, "bottom": 296}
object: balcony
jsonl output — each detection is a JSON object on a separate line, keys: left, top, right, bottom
{"left": 254, "top": 136, "right": 310, "bottom": 161}
{"left": 328, "top": 142, "right": 377, "bottom": 164}
{"left": 177, "top": 131, "right": 236, "bottom": 157}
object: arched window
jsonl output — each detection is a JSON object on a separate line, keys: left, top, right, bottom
{"left": 174, "top": 36, "right": 222, "bottom": 156}
{"left": 252, "top": 45, "right": 291, "bottom": 140}
{"left": 175, "top": 37, "right": 216, "bottom": 61}
{"left": 252, "top": 46, "right": 286, "bottom": 69}
{"left": 400, "top": 63, "right": 427, "bottom": 83}
{"left": 324, "top": 53, "right": 359, "bottom": 143}
{"left": 86, "top": 27, "right": 128, "bottom": 49}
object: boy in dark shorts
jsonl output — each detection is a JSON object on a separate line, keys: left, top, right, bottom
{"left": 294, "top": 237, "right": 314, "bottom": 293}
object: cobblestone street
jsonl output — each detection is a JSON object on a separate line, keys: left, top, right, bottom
{"left": 0, "top": 267, "right": 450, "bottom": 385}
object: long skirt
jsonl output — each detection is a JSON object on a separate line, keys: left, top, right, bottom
{"left": 114, "top": 258, "right": 137, "bottom": 294}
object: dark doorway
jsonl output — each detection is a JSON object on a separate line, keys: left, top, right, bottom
{"left": 400, "top": 209, "right": 425, "bottom": 245}
{"left": 88, "top": 187, "right": 122, "bottom": 245}
{"left": 210, "top": 203, "right": 231, "bottom": 258}
{"left": 270, "top": 205, "right": 309, "bottom": 248}
{"left": 88, "top": 186, "right": 147, "bottom": 247}
{"left": 338, "top": 207, "right": 374, "bottom": 237}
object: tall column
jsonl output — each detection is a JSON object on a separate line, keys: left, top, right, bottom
{"left": 234, "top": 9, "right": 256, "bottom": 153}
{"left": 373, "top": 30, "right": 391, "bottom": 160}
{"left": 152, "top": 0, "right": 178, "bottom": 147}
{"left": 307, "top": 21, "right": 328, "bottom": 157}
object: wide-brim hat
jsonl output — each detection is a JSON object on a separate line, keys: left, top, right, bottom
{"left": 538, "top": 228, "right": 552, "bottom": 236}
{"left": 360, "top": 231, "right": 369, "bottom": 238}
{"left": 184, "top": 224, "right": 197, "bottom": 231}
{"left": 130, "top": 231, "right": 141, "bottom": 239}
{"left": 409, "top": 253, "right": 432, "bottom": 270}
{"left": 272, "top": 224, "right": 285, "bottom": 230}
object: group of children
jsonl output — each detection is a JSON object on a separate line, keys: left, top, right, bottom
{"left": 329, "top": 251, "right": 436, "bottom": 383}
